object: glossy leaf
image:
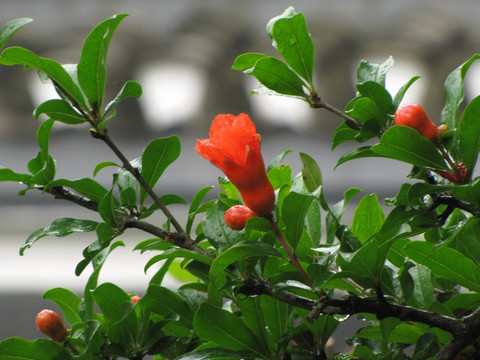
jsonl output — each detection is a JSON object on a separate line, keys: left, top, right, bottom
{"left": 193, "top": 303, "right": 269, "bottom": 357}
{"left": 372, "top": 126, "right": 449, "bottom": 170}
{"left": 0, "top": 46, "right": 88, "bottom": 110}
{"left": 0, "top": 338, "right": 72, "bottom": 359}
{"left": 177, "top": 348, "right": 248, "bottom": 360}
{"left": 300, "top": 152, "right": 322, "bottom": 193}
{"left": 34, "top": 99, "right": 86, "bottom": 124}
{"left": 357, "top": 57, "right": 394, "bottom": 87}
{"left": 21, "top": 218, "right": 99, "bottom": 255}
{"left": 98, "top": 189, "right": 119, "bottom": 227}
{"left": 0, "top": 17, "right": 32, "bottom": 51}
{"left": 202, "top": 200, "right": 242, "bottom": 252}
{"left": 282, "top": 192, "right": 314, "bottom": 249}
{"left": 402, "top": 241, "right": 480, "bottom": 292}
{"left": 45, "top": 177, "right": 108, "bottom": 203}
{"left": 144, "top": 248, "right": 213, "bottom": 273}
{"left": 458, "top": 95, "right": 480, "bottom": 173}
{"left": 43, "top": 287, "right": 82, "bottom": 327}
{"left": 104, "top": 80, "right": 142, "bottom": 117}
{"left": 93, "top": 282, "right": 132, "bottom": 321}
{"left": 93, "top": 282, "right": 137, "bottom": 348}
{"left": 244, "top": 56, "right": 307, "bottom": 99}
{"left": 77, "top": 14, "right": 127, "bottom": 111}
{"left": 232, "top": 52, "right": 267, "bottom": 71}
{"left": 140, "top": 136, "right": 181, "bottom": 204}
{"left": 441, "top": 53, "right": 480, "bottom": 129}
{"left": 392, "top": 76, "right": 420, "bottom": 109}
{"left": 208, "top": 242, "right": 283, "bottom": 304}
{"left": 334, "top": 146, "right": 381, "bottom": 168}
{"left": 351, "top": 194, "right": 385, "bottom": 244}
{"left": 186, "top": 186, "right": 214, "bottom": 235}
{"left": 269, "top": 8, "right": 314, "bottom": 85}
{"left": 356, "top": 81, "right": 393, "bottom": 114}
{"left": 0, "top": 168, "right": 31, "bottom": 183}
{"left": 141, "top": 285, "right": 194, "bottom": 327}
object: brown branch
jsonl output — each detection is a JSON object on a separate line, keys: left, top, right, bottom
{"left": 309, "top": 94, "right": 361, "bottom": 129}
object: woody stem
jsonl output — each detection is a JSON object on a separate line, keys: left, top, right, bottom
{"left": 265, "top": 215, "right": 314, "bottom": 288}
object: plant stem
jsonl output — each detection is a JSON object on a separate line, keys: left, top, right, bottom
{"left": 97, "top": 131, "right": 191, "bottom": 243}
{"left": 265, "top": 214, "right": 314, "bottom": 288}
{"left": 309, "top": 94, "right": 361, "bottom": 129}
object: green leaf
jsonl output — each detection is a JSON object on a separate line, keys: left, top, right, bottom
{"left": 178, "top": 348, "right": 249, "bottom": 360}
{"left": 345, "top": 97, "right": 387, "bottom": 126}
{"left": 0, "top": 46, "right": 88, "bottom": 110}
{"left": 334, "top": 146, "right": 381, "bottom": 168}
{"left": 260, "top": 295, "right": 289, "bottom": 344}
{"left": 104, "top": 80, "right": 142, "bottom": 117}
{"left": 407, "top": 264, "right": 434, "bottom": 310}
{"left": 357, "top": 56, "right": 394, "bottom": 86}
{"left": 43, "top": 287, "right": 82, "bottom": 327}
{"left": 351, "top": 194, "right": 385, "bottom": 244}
{"left": 0, "top": 17, "right": 32, "bottom": 51}
{"left": 0, "top": 338, "right": 72, "bottom": 359}
{"left": 244, "top": 56, "right": 307, "bottom": 99}
{"left": 77, "top": 14, "right": 127, "bottom": 111}
{"left": 93, "top": 282, "right": 133, "bottom": 322}
{"left": 202, "top": 200, "right": 242, "bottom": 252}
{"left": 0, "top": 168, "right": 31, "bottom": 183}
{"left": 93, "top": 161, "right": 120, "bottom": 176}
{"left": 93, "top": 282, "right": 137, "bottom": 348}
{"left": 193, "top": 303, "right": 270, "bottom": 357}
{"left": 45, "top": 177, "right": 108, "bottom": 203}
{"left": 208, "top": 241, "right": 283, "bottom": 303}
{"left": 98, "top": 189, "right": 119, "bottom": 227}
{"left": 282, "top": 192, "right": 314, "bottom": 249}
{"left": 187, "top": 186, "right": 214, "bottom": 235}
{"left": 392, "top": 76, "right": 420, "bottom": 109}
{"left": 402, "top": 241, "right": 480, "bottom": 292}
{"left": 141, "top": 285, "right": 194, "bottom": 327}
{"left": 232, "top": 52, "right": 268, "bottom": 71}
{"left": 356, "top": 81, "right": 393, "bottom": 114}
{"left": 140, "top": 136, "right": 181, "bottom": 204}
{"left": 372, "top": 126, "right": 449, "bottom": 170}
{"left": 21, "top": 218, "right": 99, "bottom": 255}
{"left": 458, "top": 95, "right": 480, "bottom": 173}
{"left": 34, "top": 99, "right": 86, "bottom": 124}
{"left": 270, "top": 8, "right": 314, "bottom": 85}
{"left": 441, "top": 53, "right": 480, "bottom": 129}
{"left": 300, "top": 152, "right": 322, "bottom": 193}
{"left": 237, "top": 297, "right": 270, "bottom": 350}
{"left": 144, "top": 248, "right": 213, "bottom": 273}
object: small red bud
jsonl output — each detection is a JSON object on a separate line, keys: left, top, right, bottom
{"left": 36, "top": 309, "right": 68, "bottom": 343}
{"left": 224, "top": 205, "right": 259, "bottom": 230}
{"left": 131, "top": 295, "right": 141, "bottom": 304}
{"left": 394, "top": 104, "right": 438, "bottom": 141}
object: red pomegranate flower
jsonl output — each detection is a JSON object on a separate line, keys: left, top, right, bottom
{"left": 196, "top": 113, "right": 275, "bottom": 215}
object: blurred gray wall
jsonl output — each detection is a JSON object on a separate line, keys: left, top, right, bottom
{"left": 1, "top": 0, "right": 480, "bottom": 348}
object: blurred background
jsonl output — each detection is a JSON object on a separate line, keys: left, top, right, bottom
{"left": 1, "top": 0, "right": 480, "bottom": 352}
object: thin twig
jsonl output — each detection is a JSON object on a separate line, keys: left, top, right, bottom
{"left": 309, "top": 94, "right": 361, "bottom": 129}
{"left": 265, "top": 214, "right": 314, "bottom": 288}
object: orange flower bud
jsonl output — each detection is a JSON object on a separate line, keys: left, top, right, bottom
{"left": 394, "top": 104, "right": 438, "bottom": 141}
{"left": 36, "top": 309, "right": 68, "bottom": 343}
{"left": 224, "top": 205, "right": 259, "bottom": 230}
{"left": 131, "top": 295, "right": 142, "bottom": 304}
{"left": 196, "top": 114, "right": 275, "bottom": 215}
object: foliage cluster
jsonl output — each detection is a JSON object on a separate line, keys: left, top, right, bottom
{"left": 1, "top": 7, "right": 480, "bottom": 360}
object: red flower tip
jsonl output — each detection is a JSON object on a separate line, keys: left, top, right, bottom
{"left": 196, "top": 113, "right": 275, "bottom": 215}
